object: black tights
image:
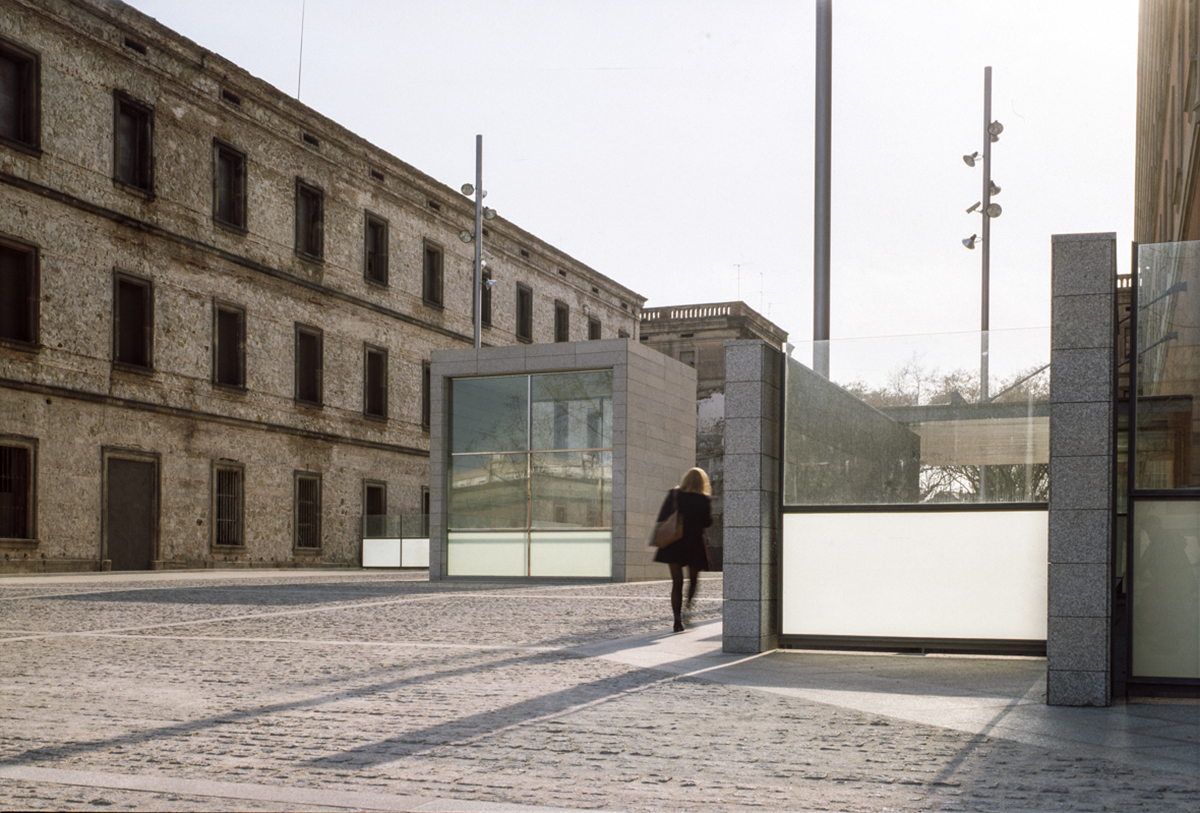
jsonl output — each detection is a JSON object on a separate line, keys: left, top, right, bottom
{"left": 669, "top": 562, "right": 700, "bottom": 621}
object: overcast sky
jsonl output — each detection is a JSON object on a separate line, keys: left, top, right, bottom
{"left": 119, "top": 0, "right": 1137, "bottom": 359}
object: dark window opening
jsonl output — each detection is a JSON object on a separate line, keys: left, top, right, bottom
{"left": 364, "top": 481, "right": 386, "bottom": 537}
{"left": 295, "top": 180, "right": 323, "bottom": 259}
{"left": 365, "top": 213, "right": 388, "bottom": 284}
{"left": 114, "top": 273, "right": 152, "bottom": 369}
{"left": 364, "top": 344, "right": 388, "bottom": 419}
{"left": 427, "top": 199, "right": 441, "bottom": 211}
{"left": 481, "top": 271, "right": 492, "bottom": 326}
{"left": 295, "top": 324, "right": 323, "bottom": 406}
{"left": 0, "top": 442, "right": 33, "bottom": 539}
{"left": 220, "top": 88, "right": 241, "bottom": 106}
{"left": 516, "top": 284, "right": 533, "bottom": 342}
{"left": 213, "top": 463, "right": 244, "bottom": 547}
{"left": 295, "top": 472, "right": 321, "bottom": 549}
{"left": 114, "top": 92, "right": 152, "bottom": 191}
{"left": 370, "top": 168, "right": 385, "bottom": 182}
{"left": 423, "top": 241, "right": 443, "bottom": 306}
{"left": 213, "top": 302, "right": 245, "bottom": 388}
{"left": 0, "top": 238, "right": 38, "bottom": 345}
{"left": 0, "top": 37, "right": 40, "bottom": 150}
{"left": 301, "top": 131, "right": 320, "bottom": 148}
{"left": 421, "top": 361, "right": 431, "bottom": 431}
{"left": 554, "top": 300, "right": 569, "bottom": 343}
{"left": 122, "top": 37, "right": 147, "bottom": 55}
{"left": 588, "top": 317, "right": 601, "bottom": 341}
{"left": 214, "top": 141, "right": 246, "bottom": 230}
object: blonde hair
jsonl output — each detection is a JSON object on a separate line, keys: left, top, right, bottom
{"left": 679, "top": 467, "right": 711, "bottom": 496}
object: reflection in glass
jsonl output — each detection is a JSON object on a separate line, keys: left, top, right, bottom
{"left": 784, "top": 329, "right": 1049, "bottom": 506}
{"left": 448, "top": 453, "right": 528, "bottom": 529}
{"left": 1131, "top": 501, "right": 1200, "bottom": 679}
{"left": 1135, "top": 242, "right": 1200, "bottom": 491}
{"left": 531, "top": 370, "right": 612, "bottom": 450}
{"left": 530, "top": 451, "right": 612, "bottom": 528}
{"left": 451, "top": 375, "right": 528, "bottom": 453}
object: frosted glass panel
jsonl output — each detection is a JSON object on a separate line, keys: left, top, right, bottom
{"left": 529, "top": 531, "right": 612, "bottom": 578}
{"left": 401, "top": 538, "right": 430, "bottom": 568}
{"left": 448, "top": 531, "right": 527, "bottom": 576}
{"left": 782, "top": 512, "right": 1048, "bottom": 641}
{"left": 1132, "top": 501, "right": 1200, "bottom": 679}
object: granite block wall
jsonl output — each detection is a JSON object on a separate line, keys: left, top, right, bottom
{"left": 722, "top": 340, "right": 782, "bottom": 653}
{"left": 1048, "top": 232, "right": 1116, "bottom": 706}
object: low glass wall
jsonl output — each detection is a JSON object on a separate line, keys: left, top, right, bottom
{"left": 786, "top": 328, "right": 1049, "bottom": 507}
{"left": 362, "top": 513, "right": 430, "bottom": 568}
{"left": 447, "top": 370, "right": 613, "bottom": 578}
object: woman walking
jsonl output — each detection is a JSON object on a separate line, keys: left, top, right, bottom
{"left": 654, "top": 467, "right": 713, "bottom": 632}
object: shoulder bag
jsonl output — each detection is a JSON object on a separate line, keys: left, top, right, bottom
{"left": 650, "top": 489, "right": 683, "bottom": 548}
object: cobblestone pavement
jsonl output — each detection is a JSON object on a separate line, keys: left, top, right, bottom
{"left": 1, "top": 571, "right": 1199, "bottom": 812}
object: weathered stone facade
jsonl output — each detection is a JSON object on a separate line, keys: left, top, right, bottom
{"left": 0, "top": 0, "right": 643, "bottom": 572}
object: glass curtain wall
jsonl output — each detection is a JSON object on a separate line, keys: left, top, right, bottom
{"left": 1131, "top": 241, "right": 1200, "bottom": 682}
{"left": 448, "top": 371, "right": 613, "bottom": 577}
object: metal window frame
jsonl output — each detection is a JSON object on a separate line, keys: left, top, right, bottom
{"left": 0, "top": 434, "right": 37, "bottom": 544}
{"left": 211, "top": 459, "right": 245, "bottom": 549}
{"left": 293, "top": 323, "right": 323, "bottom": 407}
{"left": 112, "top": 91, "right": 154, "bottom": 194}
{"left": 364, "top": 211, "right": 389, "bottom": 285}
{"left": 212, "top": 299, "right": 246, "bottom": 390}
{"left": 516, "top": 283, "right": 533, "bottom": 343}
{"left": 112, "top": 269, "right": 154, "bottom": 371}
{"left": 293, "top": 470, "right": 322, "bottom": 550}
{"left": 0, "top": 35, "right": 41, "bottom": 154}
{"left": 363, "top": 342, "right": 388, "bottom": 420}
{"left": 0, "top": 233, "right": 40, "bottom": 349}
{"left": 554, "top": 300, "right": 569, "bottom": 343}
{"left": 212, "top": 138, "right": 247, "bottom": 232}
{"left": 422, "top": 239, "right": 444, "bottom": 307}
{"left": 294, "top": 178, "right": 324, "bottom": 260}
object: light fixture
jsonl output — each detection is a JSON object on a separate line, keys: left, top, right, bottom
{"left": 989, "top": 181, "right": 1001, "bottom": 196}
{"left": 988, "top": 120, "right": 1004, "bottom": 139}
{"left": 963, "top": 152, "right": 979, "bottom": 167}
{"left": 986, "top": 203, "right": 1002, "bottom": 217}
{"left": 461, "top": 183, "right": 474, "bottom": 196}
{"left": 459, "top": 229, "right": 473, "bottom": 243}
{"left": 485, "top": 277, "right": 498, "bottom": 289}
{"left": 483, "top": 207, "right": 497, "bottom": 221}
{"left": 966, "top": 201, "right": 982, "bottom": 214}
{"left": 963, "top": 234, "right": 978, "bottom": 249}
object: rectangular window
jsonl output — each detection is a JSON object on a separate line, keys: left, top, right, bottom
{"left": 481, "top": 271, "right": 492, "bottom": 326}
{"left": 364, "top": 344, "right": 388, "bottom": 419}
{"left": 423, "top": 240, "right": 443, "bottom": 306}
{"left": 0, "top": 236, "right": 38, "bottom": 346}
{"left": 588, "top": 317, "right": 601, "bottom": 341}
{"left": 212, "top": 461, "right": 244, "bottom": 547}
{"left": 294, "top": 324, "right": 323, "bottom": 406}
{"left": 0, "top": 439, "right": 35, "bottom": 540}
{"left": 113, "top": 92, "right": 153, "bottom": 192}
{"left": 516, "top": 284, "right": 533, "bottom": 343}
{"left": 421, "top": 360, "right": 432, "bottom": 431}
{"left": 295, "top": 179, "right": 323, "bottom": 259}
{"left": 0, "top": 37, "right": 39, "bottom": 151}
{"left": 294, "top": 471, "right": 321, "bottom": 549}
{"left": 364, "top": 480, "right": 386, "bottom": 538}
{"left": 113, "top": 272, "right": 153, "bottom": 369}
{"left": 212, "top": 301, "right": 245, "bottom": 389}
{"left": 365, "top": 213, "right": 388, "bottom": 284}
{"left": 213, "top": 140, "right": 247, "bottom": 230}
{"left": 554, "top": 300, "right": 569, "bottom": 343}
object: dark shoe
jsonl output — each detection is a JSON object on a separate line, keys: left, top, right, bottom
{"left": 673, "top": 619, "right": 685, "bottom": 633}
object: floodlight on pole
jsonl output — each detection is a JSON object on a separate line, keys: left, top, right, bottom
{"left": 460, "top": 134, "right": 496, "bottom": 350}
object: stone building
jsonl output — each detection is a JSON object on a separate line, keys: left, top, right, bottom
{"left": 638, "top": 302, "right": 787, "bottom": 568}
{"left": 0, "top": 0, "right": 643, "bottom": 572}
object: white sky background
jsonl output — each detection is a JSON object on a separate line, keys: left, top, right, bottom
{"left": 119, "top": 0, "right": 1137, "bottom": 352}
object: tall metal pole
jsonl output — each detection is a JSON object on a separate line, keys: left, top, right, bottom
{"left": 980, "top": 67, "right": 992, "bottom": 402}
{"left": 813, "top": 0, "right": 832, "bottom": 378}
{"left": 473, "top": 135, "right": 483, "bottom": 350}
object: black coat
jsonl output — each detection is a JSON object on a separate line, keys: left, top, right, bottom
{"left": 652, "top": 488, "right": 712, "bottom": 569}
